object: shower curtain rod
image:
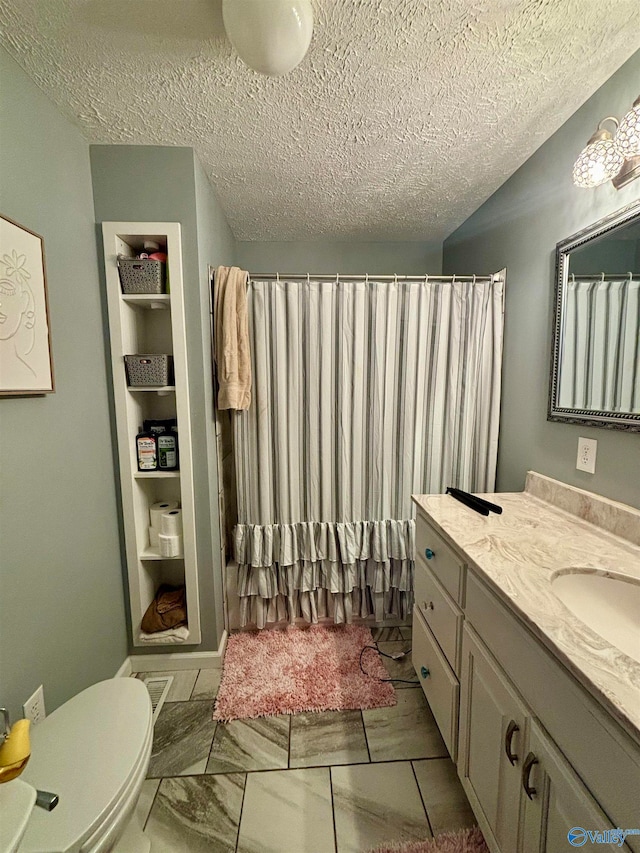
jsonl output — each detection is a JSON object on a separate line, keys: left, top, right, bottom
{"left": 569, "top": 273, "right": 636, "bottom": 281}
{"left": 248, "top": 273, "right": 497, "bottom": 282}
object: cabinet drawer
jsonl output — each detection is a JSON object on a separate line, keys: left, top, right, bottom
{"left": 416, "top": 512, "right": 465, "bottom": 604}
{"left": 414, "top": 559, "right": 462, "bottom": 673}
{"left": 412, "top": 607, "right": 460, "bottom": 761}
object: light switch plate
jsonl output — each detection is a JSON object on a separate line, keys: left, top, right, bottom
{"left": 576, "top": 437, "right": 597, "bottom": 474}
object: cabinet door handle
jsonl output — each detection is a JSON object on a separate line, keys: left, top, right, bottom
{"left": 422, "top": 601, "right": 434, "bottom": 611}
{"left": 425, "top": 548, "right": 435, "bottom": 560}
{"left": 522, "top": 752, "right": 538, "bottom": 799}
{"left": 420, "top": 666, "right": 430, "bottom": 679}
{"left": 504, "top": 720, "right": 519, "bottom": 765}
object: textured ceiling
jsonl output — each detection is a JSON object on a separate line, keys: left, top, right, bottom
{"left": 0, "top": 1, "right": 638, "bottom": 241}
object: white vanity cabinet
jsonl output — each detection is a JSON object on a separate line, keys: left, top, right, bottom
{"left": 458, "top": 624, "right": 527, "bottom": 853}
{"left": 519, "top": 720, "right": 620, "bottom": 853}
{"left": 412, "top": 504, "right": 640, "bottom": 853}
{"left": 459, "top": 625, "right": 622, "bottom": 852}
{"left": 412, "top": 515, "right": 465, "bottom": 760}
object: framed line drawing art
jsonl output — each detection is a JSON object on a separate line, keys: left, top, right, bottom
{"left": 0, "top": 215, "right": 55, "bottom": 396}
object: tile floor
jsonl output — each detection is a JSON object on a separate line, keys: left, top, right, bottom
{"left": 133, "top": 626, "right": 477, "bottom": 852}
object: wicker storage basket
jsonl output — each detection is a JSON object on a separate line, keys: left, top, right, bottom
{"left": 125, "top": 354, "right": 174, "bottom": 386}
{"left": 118, "top": 256, "right": 166, "bottom": 294}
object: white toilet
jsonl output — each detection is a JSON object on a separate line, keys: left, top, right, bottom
{"left": 19, "top": 678, "right": 153, "bottom": 853}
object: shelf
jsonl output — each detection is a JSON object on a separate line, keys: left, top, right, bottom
{"left": 134, "top": 470, "right": 180, "bottom": 479}
{"left": 103, "top": 221, "right": 201, "bottom": 649}
{"left": 128, "top": 385, "right": 176, "bottom": 394}
{"left": 121, "top": 293, "right": 170, "bottom": 309}
{"left": 140, "top": 547, "right": 184, "bottom": 560}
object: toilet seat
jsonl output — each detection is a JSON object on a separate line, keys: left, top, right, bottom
{"left": 19, "top": 678, "right": 152, "bottom": 853}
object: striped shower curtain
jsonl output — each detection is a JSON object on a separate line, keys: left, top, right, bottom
{"left": 232, "top": 275, "right": 504, "bottom": 628}
{"left": 559, "top": 276, "right": 640, "bottom": 412}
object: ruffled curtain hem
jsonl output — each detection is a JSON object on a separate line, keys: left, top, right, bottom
{"left": 234, "top": 519, "right": 416, "bottom": 628}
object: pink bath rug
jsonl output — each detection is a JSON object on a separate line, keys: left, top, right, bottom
{"left": 368, "top": 827, "right": 488, "bottom": 853}
{"left": 213, "top": 624, "right": 396, "bottom": 721}
{"left": 369, "top": 827, "right": 488, "bottom": 853}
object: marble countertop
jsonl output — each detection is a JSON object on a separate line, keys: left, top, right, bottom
{"left": 412, "top": 472, "right": 640, "bottom": 743}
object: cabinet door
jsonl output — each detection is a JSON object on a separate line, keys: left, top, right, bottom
{"left": 519, "top": 720, "right": 631, "bottom": 853}
{"left": 459, "top": 625, "right": 527, "bottom": 853}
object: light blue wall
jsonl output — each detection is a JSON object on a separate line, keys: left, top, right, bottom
{"left": 443, "top": 51, "right": 640, "bottom": 508}
{"left": 0, "top": 48, "right": 127, "bottom": 720}
{"left": 194, "top": 154, "right": 237, "bottom": 645}
{"left": 90, "top": 145, "right": 236, "bottom": 651}
{"left": 237, "top": 240, "right": 442, "bottom": 275}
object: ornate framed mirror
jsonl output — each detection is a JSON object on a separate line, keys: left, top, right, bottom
{"left": 549, "top": 200, "right": 640, "bottom": 431}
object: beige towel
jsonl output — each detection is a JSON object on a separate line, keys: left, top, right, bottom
{"left": 214, "top": 265, "right": 251, "bottom": 410}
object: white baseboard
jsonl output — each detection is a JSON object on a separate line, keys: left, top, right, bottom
{"left": 114, "top": 657, "right": 133, "bottom": 678}
{"left": 127, "top": 630, "right": 228, "bottom": 673}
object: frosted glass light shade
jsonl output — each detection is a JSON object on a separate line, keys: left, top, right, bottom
{"left": 573, "top": 129, "right": 624, "bottom": 188}
{"left": 616, "top": 97, "right": 640, "bottom": 158}
{"left": 223, "top": 0, "right": 313, "bottom": 77}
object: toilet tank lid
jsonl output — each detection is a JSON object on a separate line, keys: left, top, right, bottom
{"left": 20, "top": 678, "right": 152, "bottom": 853}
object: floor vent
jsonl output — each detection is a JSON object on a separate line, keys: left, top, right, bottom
{"left": 143, "top": 676, "right": 174, "bottom": 724}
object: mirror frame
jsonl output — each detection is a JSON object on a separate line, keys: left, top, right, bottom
{"left": 548, "top": 199, "right": 640, "bottom": 432}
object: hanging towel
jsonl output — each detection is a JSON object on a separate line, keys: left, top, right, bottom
{"left": 214, "top": 265, "right": 251, "bottom": 410}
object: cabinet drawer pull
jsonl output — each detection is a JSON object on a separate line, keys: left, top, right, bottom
{"left": 504, "top": 720, "right": 519, "bottom": 765}
{"left": 425, "top": 548, "right": 435, "bottom": 560}
{"left": 522, "top": 752, "right": 538, "bottom": 799}
{"left": 422, "top": 600, "right": 434, "bottom": 611}
{"left": 420, "top": 666, "right": 430, "bottom": 679}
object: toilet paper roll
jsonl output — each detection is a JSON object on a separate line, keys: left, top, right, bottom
{"left": 149, "top": 526, "right": 160, "bottom": 549}
{"left": 150, "top": 500, "right": 179, "bottom": 529}
{"left": 158, "top": 533, "right": 183, "bottom": 558}
{"left": 161, "top": 508, "right": 183, "bottom": 537}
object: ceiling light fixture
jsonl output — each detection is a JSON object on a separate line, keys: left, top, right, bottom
{"left": 222, "top": 0, "right": 313, "bottom": 77}
{"left": 573, "top": 95, "right": 640, "bottom": 190}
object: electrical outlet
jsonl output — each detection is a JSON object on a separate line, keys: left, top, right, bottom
{"left": 23, "top": 685, "right": 46, "bottom": 725}
{"left": 576, "top": 437, "right": 597, "bottom": 474}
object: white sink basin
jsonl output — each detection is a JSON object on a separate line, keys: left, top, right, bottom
{"left": 0, "top": 778, "right": 37, "bottom": 853}
{"left": 551, "top": 570, "right": 640, "bottom": 663}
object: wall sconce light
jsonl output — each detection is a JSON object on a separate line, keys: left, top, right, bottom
{"left": 573, "top": 95, "right": 640, "bottom": 190}
{"left": 222, "top": 0, "right": 313, "bottom": 77}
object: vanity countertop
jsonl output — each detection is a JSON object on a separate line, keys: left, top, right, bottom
{"left": 412, "top": 472, "right": 640, "bottom": 743}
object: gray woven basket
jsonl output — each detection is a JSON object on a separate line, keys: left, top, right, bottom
{"left": 118, "top": 256, "right": 166, "bottom": 294}
{"left": 125, "top": 354, "right": 174, "bottom": 386}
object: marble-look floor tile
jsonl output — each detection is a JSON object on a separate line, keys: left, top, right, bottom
{"left": 206, "top": 715, "right": 289, "bottom": 773}
{"left": 376, "top": 641, "right": 419, "bottom": 688}
{"left": 332, "top": 761, "right": 431, "bottom": 853}
{"left": 362, "top": 690, "right": 448, "bottom": 762}
{"left": 290, "top": 710, "right": 369, "bottom": 768}
{"left": 144, "top": 773, "right": 245, "bottom": 853}
{"left": 137, "top": 670, "right": 199, "bottom": 702}
{"left": 237, "top": 767, "right": 335, "bottom": 853}
{"left": 413, "top": 758, "right": 476, "bottom": 835}
{"left": 399, "top": 625, "right": 412, "bottom": 641}
{"left": 147, "top": 701, "right": 216, "bottom": 778}
{"left": 191, "top": 668, "right": 222, "bottom": 700}
{"left": 136, "top": 779, "right": 160, "bottom": 829}
{"left": 371, "top": 627, "right": 402, "bottom": 641}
